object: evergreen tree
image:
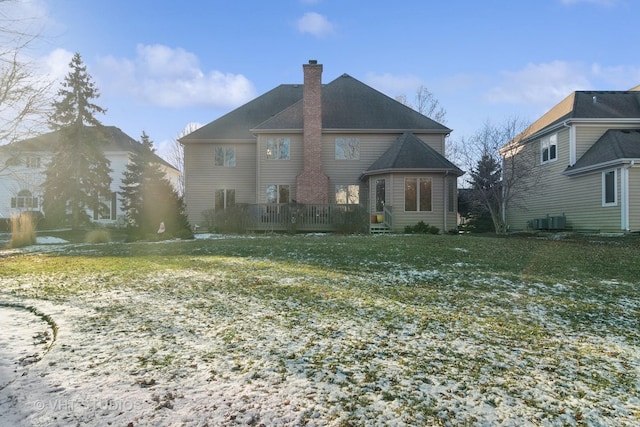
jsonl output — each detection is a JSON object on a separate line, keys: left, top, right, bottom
{"left": 120, "top": 131, "right": 192, "bottom": 240}
{"left": 468, "top": 152, "right": 503, "bottom": 233}
{"left": 42, "top": 53, "right": 112, "bottom": 228}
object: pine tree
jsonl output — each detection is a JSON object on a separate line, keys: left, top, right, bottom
{"left": 42, "top": 53, "right": 112, "bottom": 228}
{"left": 120, "top": 131, "right": 192, "bottom": 240}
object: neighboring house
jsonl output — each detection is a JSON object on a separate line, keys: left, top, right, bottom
{"left": 0, "top": 126, "right": 180, "bottom": 226}
{"left": 502, "top": 88, "right": 640, "bottom": 233}
{"left": 180, "top": 60, "right": 463, "bottom": 233}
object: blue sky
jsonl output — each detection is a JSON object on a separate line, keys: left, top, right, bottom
{"left": 9, "top": 0, "right": 640, "bottom": 163}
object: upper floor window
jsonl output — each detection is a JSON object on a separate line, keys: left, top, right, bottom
{"left": 26, "top": 156, "right": 41, "bottom": 168}
{"left": 335, "top": 137, "right": 360, "bottom": 160}
{"left": 405, "top": 178, "right": 432, "bottom": 212}
{"left": 214, "top": 147, "right": 236, "bottom": 167}
{"left": 266, "top": 137, "right": 290, "bottom": 160}
{"left": 335, "top": 184, "right": 360, "bottom": 204}
{"left": 541, "top": 134, "right": 557, "bottom": 164}
{"left": 603, "top": 169, "right": 617, "bottom": 206}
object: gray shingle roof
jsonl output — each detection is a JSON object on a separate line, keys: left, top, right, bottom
{"left": 254, "top": 74, "right": 451, "bottom": 132}
{"left": 180, "top": 85, "right": 305, "bottom": 141}
{"left": 363, "top": 132, "right": 463, "bottom": 176}
{"left": 524, "top": 90, "right": 640, "bottom": 141}
{"left": 564, "top": 129, "right": 640, "bottom": 175}
{"left": 2, "top": 126, "right": 177, "bottom": 170}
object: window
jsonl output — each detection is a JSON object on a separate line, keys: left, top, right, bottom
{"left": 266, "top": 184, "right": 290, "bottom": 204}
{"left": 214, "top": 147, "right": 236, "bottom": 167}
{"left": 375, "top": 179, "right": 386, "bottom": 212}
{"left": 94, "top": 192, "right": 116, "bottom": 220}
{"left": 405, "top": 178, "right": 432, "bottom": 211}
{"left": 335, "top": 137, "right": 360, "bottom": 160}
{"left": 603, "top": 170, "right": 617, "bottom": 206}
{"left": 25, "top": 156, "right": 41, "bottom": 168}
{"left": 11, "top": 190, "right": 38, "bottom": 209}
{"left": 335, "top": 185, "right": 360, "bottom": 204}
{"left": 266, "top": 138, "right": 290, "bottom": 160}
{"left": 215, "top": 189, "right": 236, "bottom": 212}
{"left": 541, "top": 134, "right": 557, "bottom": 163}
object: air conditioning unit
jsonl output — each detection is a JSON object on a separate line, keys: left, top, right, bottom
{"left": 548, "top": 214, "right": 566, "bottom": 230}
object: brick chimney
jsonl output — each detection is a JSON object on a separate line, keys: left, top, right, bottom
{"left": 296, "top": 60, "right": 329, "bottom": 204}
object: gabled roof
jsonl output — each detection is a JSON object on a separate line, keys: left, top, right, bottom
{"left": 180, "top": 85, "right": 305, "bottom": 142}
{"left": 254, "top": 74, "right": 451, "bottom": 132}
{"left": 362, "top": 132, "right": 463, "bottom": 177}
{"left": 564, "top": 129, "right": 640, "bottom": 175}
{"left": 2, "top": 126, "right": 177, "bottom": 171}
{"left": 522, "top": 90, "right": 640, "bottom": 141}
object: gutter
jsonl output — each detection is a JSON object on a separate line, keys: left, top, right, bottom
{"left": 563, "top": 158, "right": 640, "bottom": 176}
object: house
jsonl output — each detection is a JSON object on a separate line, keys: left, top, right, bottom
{"left": 180, "top": 61, "right": 463, "bottom": 233}
{"left": 502, "top": 88, "right": 640, "bottom": 233}
{"left": 0, "top": 126, "right": 180, "bottom": 227}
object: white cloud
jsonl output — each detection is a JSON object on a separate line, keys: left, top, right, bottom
{"left": 96, "top": 44, "right": 256, "bottom": 109}
{"left": 296, "top": 12, "right": 334, "bottom": 38}
{"left": 364, "top": 72, "right": 424, "bottom": 98}
{"left": 485, "top": 61, "right": 592, "bottom": 108}
{"left": 40, "top": 48, "right": 74, "bottom": 83}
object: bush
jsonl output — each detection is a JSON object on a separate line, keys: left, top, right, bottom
{"left": 405, "top": 221, "right": 439, "bottom": 235}
{"left": 202, "top": 206, "right": 248, "bottom": 234}
{"left": 8, "top": 213, "right": 37, "bottom": 248}
{"left": 85, "top": 229, "right": 112, "bottom": 244}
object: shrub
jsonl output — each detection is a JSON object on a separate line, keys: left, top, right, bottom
{"left": 202, "top": 206, "right": 248, "bottom": 234}
{"left": 85, "top": 229, "right": 112, "bottom": 244}
{"left": 8, "top": 213, "right": 37, "bottom": 248}
{"left": 405, "top": 221, "right": 439, "bottom": 235}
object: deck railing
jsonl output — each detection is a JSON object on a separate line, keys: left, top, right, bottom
{"left": 243, "top": 203, "right": 367, "bottom": 232}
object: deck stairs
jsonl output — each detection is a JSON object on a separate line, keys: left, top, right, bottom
{"left": 370, "top": 223, "right": 391, "bottom": 234}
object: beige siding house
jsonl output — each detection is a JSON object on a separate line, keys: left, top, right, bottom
{"left": 180, "top": 61, "right": 463, "bottom": 233}
{"left": 504, "top": 89, "right": 640, "bottom": 233}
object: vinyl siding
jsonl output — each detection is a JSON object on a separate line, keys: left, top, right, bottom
{"left": 183, "top": 141, "right": 256, "bottom": 226}
{"left": 256, "top": 134, "right": 303, "bottom": 203}
{"left": 507, "top": 125, "right": 626, "bottom": 232}
{"left": 389, "top": 172, "right": 448, "bottom": 232}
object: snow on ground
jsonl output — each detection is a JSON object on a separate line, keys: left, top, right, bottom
{"left": 0, "top": 235, "right": 639, "bottom": 426}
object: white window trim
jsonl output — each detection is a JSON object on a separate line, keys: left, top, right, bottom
{"left": 540, "top": 133, "right": 558, "bottom": 164}
{"left": 602, "top": 169, "right": 617, "bottom": 207}
{"left": 266, "top": 137, "right": 290, "bottom": 160}
{"left": 404, "top": 177, "right": 433, "bottom": 212}
{"left": 214, "top": 147, "right": 236, "bottom": 167}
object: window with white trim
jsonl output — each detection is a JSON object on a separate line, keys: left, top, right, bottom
{"left": 541, "top": 133, "right": 557, "bottom": 164}
{"left": 603, "top": 169, "right": 617, "bottom": 206}
{"left": 335, "top": 137, "right": 360, "bottom": 160}
{"left": 215, "top": 189, "right": 236, "bottom": 211}
{"left": 266, "top": 138, "right": 290, "bottom": 160}
{"left": 214, "top": 147, "right": 236, "bottom": 167}
{"left": 405, "top": 178, "right": 432, "bottom": 211}
{"left": 335, "top": 184, "right": 360, "bottom": 204}
{"left": 11, "top": 190, "right": 38, "bottom": 209}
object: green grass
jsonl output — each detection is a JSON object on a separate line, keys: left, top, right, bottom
{"left": 0, "top": 233, "right": 638, "bottom": 425}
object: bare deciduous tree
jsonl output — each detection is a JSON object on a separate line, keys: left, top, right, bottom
{"left": 396, "top": 85, "right": 447, "bottom": 124}
{"left": 0, "top": 0, "right": 52, "bottom": 173}
{"left": 168, "top": 122, "right": 201, "bottom": 196}
{"left": 462, "top": 116, "right": 538, "bottom": 233}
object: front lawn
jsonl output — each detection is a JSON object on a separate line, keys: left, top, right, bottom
{"left": 1, "top": 233, "right": 638, "bottom": 426}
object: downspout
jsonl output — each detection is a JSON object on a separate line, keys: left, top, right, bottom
{"left": 622, "top": 160, "right": 634, "bottom": 232}
{"left": 443, "top": 170, "right": 449, "bottom": 232}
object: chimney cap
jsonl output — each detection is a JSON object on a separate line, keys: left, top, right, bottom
{"left": 308, "top": 59, "right": 318, "bottom": 65}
